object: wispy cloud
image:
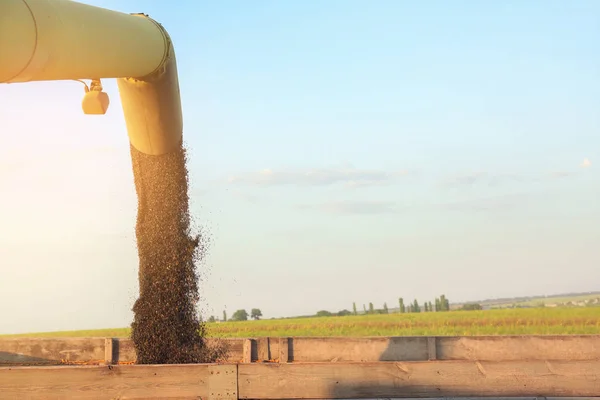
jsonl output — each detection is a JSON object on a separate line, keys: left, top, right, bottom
{"left": 440, "top": 171, "right": 527, "bottom": 188}
{"left": 442, "top": 161, "right": 592, "bottom": 187}
{"left": 298, "top": 200, "right": 400, "bottom": 215}
{"left": 548, "top": 170, "right": 575, "bottom": 179}
{"left": 580, "top": 158, "right": 592, "bottom": 168}
{"left": 229, "top": 189, "right": 260, "bottom": 204}
{"left": 440, "top": 193, "right": 531, "bottom": 212}
{"left": 228, "top": 167, "right": 409, "bottom": 188}
{"left": 548, "top": 157, "right": 593, "bottom": 178}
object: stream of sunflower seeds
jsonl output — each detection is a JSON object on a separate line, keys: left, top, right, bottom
{"left": 129, "top": 143, "right": 225, "bottom": 364}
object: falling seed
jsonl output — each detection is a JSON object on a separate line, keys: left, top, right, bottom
{"left": 129, "top": 143, "right": 228, "bottom": 364}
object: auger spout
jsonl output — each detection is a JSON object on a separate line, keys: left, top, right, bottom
{"left": 0, "top": 0, "right": 182, "bottom": 155}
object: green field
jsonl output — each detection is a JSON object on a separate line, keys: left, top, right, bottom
{"left": 3, "top": 307, "right": 599, "bottom": 338}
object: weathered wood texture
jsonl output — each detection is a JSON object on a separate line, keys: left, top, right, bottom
{"left": 0, "top": 363, "right": 237, "bottom": 400}
{"left": 290, "top": 337, "right": 428, "bottom": 362}
{"left": 279, "top": 337, "right": 289, "bottom": 363}
{"left": 208, "top": 364, "right": 238, "bottom": 400}
{"left": 0, "top": 338, "right": 106, "bottom": 365}
{"left": 238, "top": 361, "right": 600, "bottom": 398}
{"left": 216, "top": 338, "right": 244, "bottom": 362}
{"left": 115, "top": 337, "right": 136, "bottom": 362}
{"left": 242, "top": 339, "right": 252, "bottom": 363}
{"left": 0, "top": 337, "right": 243, "bottom": 365}
{"left": 257, "top": 337, "right": 270, "bottom": 361}
{"left": 437, "top": 335, "right": 600, "bottom": 361}
{"left": 2, "top": 335, "right": 599, "bottom": 365}
{"left": 257, "top": 335, "right": 600, "bottom": 362}
{"left": 2, "top": 361, "right": 599, "bottom": 399}
{"left": 104, "top": 338, "right": 114, "bottom": 365}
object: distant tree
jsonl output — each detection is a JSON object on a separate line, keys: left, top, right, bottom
{"left": 460, "top": 303, "right": 483, "bottom": 311}
{"left": 435, "top": 298, "right": 441, "bottom": 312}
{"left": 223, "top": 310, "right": 227, "bottom": 321}
{"left": 337, "top": 309, "right": 352, "bottom": 316}
{"left": 428, "top": 301, "right": 434, "bottom": 312}
{"left": 208, "top": 315, "right": 216, "bottom": 323}
{"left": 399, "top": 297, "right": 405, "bottom": 313}
{"left": 407, "top": 304, "right": 413, "bottom": 313}
{"left": 251, "top": 308, "right": 263, "bottom": 320}
{"left": 368, "top": 302, "right": 375, "bottom": 314}
{"left": 440, "top": 294, "right": 450, "bottom": 311}
{"left": 383, "top": 303, "right": 389, "bottom": 314}
{"left": 353, "top": 302, "right": 358, "bottom": 315}
{"left": 316, "top": 310, "right": 333, "bottom": 317}
{"left": 363, "top": 304, "right": 367, "bottom": 314}
{"left": 231, "top": 309, "right": 248, "bottom": 321}
{"left": 424, "top": 302, "right": 429, "bottom": 312}
{"left": 413, "top": 299, "right": 420, "bottom": 313}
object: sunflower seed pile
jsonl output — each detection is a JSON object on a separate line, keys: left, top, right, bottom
{"left": 128, "top": 143, "right": 226, "bottom": 364}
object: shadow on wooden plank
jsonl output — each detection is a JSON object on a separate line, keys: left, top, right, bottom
{"left": 0, "top": 351, "right": 60, "bottom": 365}
{"left": 327, "top": 398, "right": 600, "bottom": 400}
{"left": 378, "top": 337, "right": 429, "bottom": 361}
{"left": 328, "top": 382, "right": 600, "bottom": 399}
{"left": 237, "top": 361, "right": 600, "bottom": 398}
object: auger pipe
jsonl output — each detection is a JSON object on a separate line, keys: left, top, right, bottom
{"left": 0, "top": 0, "right": 182, "bottom": 155}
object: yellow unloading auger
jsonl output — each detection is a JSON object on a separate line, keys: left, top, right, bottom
{"left": 0, "top": 0, "right": 182, "bottom": 156}
{"left": 2, "top": 1, "right": 208, "bottom": 364}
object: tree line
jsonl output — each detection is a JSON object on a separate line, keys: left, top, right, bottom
{"left": 206, "top": 308, "right": 263, "bottom": 322}
{"left": 315, "top": 294, "right": 454, "bottom": 318}
{"left": 204, "top": 294, "right": 485, "bottom": 323}
{"left": 349, "top": 294, "right": 452, "bottom": 315}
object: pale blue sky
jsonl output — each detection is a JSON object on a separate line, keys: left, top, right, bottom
{"left": 1, "top": 0, "right": 599, "bottom": 334}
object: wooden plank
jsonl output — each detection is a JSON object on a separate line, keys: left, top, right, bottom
{"left": 269, "top": 337, "right": 280, "bottom": 360}
{"left": 320, "top": 398, "right": 600, "bottom": 400}
{"left": 437, "top": 335, "right": 600, "bottom": 361}
{"left": 257, "top": 337, "right": 270, "bottom": 361}
{"left": 289, "top": 337, "right": 428, "bottom": 362}
{"left": 115, "top": 338, "right": 136, "bottom": 363}
{"left": 0, "top": 363, "right": 233, "bottom": 400}
{"left": 242, "top": 339, "right": 252, "bottom": 363}
{"left": 208, "top": 364, "right": 237, "bottom": 400}
{"left": 103, "top": 338, "right": 114, "bottom": 365}
{"left": 210, "top": 338, "right": 244, "bottom": 362}
{"left": 111, "top": 338, "right": 244, "bottom": 364}
{"left": 0, "top": 338, "right": 106, "bottom": 365}
{"left": 279, "top": 338, "right": 289, "bottom": 363}
{"left": 279, "top": 335, "right": 600, "bottom": 362}
{"left": 3, "top": 335, "right": 600, "bottom": 365}
{"left": 427, "top": 337, "right": 436, "bottom": 361}
{"left": 238, "top": 361, "right": 600, "bottom": 399}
